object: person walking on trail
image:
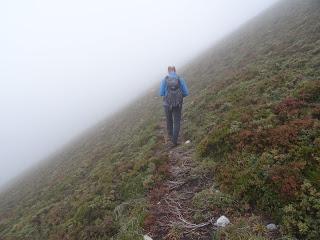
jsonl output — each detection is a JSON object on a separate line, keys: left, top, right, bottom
{"left": 159, "top": 66, "right": 189, "bottom": 147}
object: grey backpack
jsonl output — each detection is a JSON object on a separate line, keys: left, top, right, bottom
{"left": 164, "top": 75, "right": 183, "bottom": 108}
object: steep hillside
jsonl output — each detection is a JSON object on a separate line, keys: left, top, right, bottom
{"left": 1, "top": 0, "right": 320, "bottom": 239}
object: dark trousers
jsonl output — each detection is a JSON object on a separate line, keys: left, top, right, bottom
{"left": 164, "top": 105, "right": 182, "bottom": 144}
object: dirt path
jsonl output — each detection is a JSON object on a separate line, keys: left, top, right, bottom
{"left": 143, "top": 117, "right": 282, "bottom": 240}
{"left": 144, "top": 118, "right": 215, "bottom": 240}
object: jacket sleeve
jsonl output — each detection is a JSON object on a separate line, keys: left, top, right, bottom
{"left": 179, "top": 77, "right": 189, "bottom": 97}
{"left": 159, "top": 78, "right": 166, "bottom": 96}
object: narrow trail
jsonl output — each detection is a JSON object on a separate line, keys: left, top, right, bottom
{"left": 143, "top": 117, "right": 282, "bottom": 240}
{"left": 144, "top": 117, "right": 215, "bottom": 240}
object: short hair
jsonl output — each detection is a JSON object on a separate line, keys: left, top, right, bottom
{"left": 168, "top": 66, "right": 176, "bottom": 72}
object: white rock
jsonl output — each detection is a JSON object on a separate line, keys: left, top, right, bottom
{"left": 214, "top": 215, "right": 230, "bottom": 227}
{"left": 143, "top": 235, "right": 153, "bottom": 240}
{"left": 266, "top": 223, "right": 277, "bottom": 230}
{"left": 185, "top": 140, "right": 191, "bottom": 144}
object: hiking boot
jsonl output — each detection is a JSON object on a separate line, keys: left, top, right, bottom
{"left": 165, "top": 141, "right": 176, "bottom": 149}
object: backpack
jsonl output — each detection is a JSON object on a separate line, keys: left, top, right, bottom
{"left": 164, "top": 75, "right": 183, "bottom": 108}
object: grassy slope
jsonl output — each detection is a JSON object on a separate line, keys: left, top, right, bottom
{"left": 0, "top": 0, "right": 319, "bottom": 239}
{"left": 0, "top": 90, "right": 164, "bottom": 239}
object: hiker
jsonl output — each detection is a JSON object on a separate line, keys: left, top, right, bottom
{"left": 159, "top": 66, "right": 189, "bottom": 147}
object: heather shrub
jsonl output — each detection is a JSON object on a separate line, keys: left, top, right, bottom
{"left": 295, "top": 80, "right": 320, "bottom": 103}
{"left": 192, "top": 188, "right": 235, "bottom": 222}
{"left": 212, "top": 216, "right": 269, "bottom": 240}
{"left": 197, "top": 126, "right": 231, "bottom": 158}
{"left": 195, "top": 91, "right": 320, "bottom": 237}
{"left": 282, "top": 180, "right": 320, "bottom": 239}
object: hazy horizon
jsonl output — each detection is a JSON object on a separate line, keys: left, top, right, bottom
{"left": 0, "top": 0, "right": 278, "bottom": 189}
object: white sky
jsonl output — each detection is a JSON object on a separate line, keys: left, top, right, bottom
{"left": 0, "top": 0, "right": 278, "bottom": 189}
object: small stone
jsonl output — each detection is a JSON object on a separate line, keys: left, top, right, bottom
{"left": 266, "top": 223, "right": 277, "bottom": 230}
{"left": 185, "top": 140, "right": 191, "bottom": 144}
{"left": 143, "top": 235, "right": 153, "bottom": 240}
{"left": 214, "top": 215, "right": 230, "bottom": 227}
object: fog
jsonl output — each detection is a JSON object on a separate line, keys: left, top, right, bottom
{"left": 0, "top": 0, "right": 278, "bottom": 189}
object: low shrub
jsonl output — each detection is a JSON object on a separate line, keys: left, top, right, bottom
{"left": 282, "top": 180, "right": 320, "bottom": 239}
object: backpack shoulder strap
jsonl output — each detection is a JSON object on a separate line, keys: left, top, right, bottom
{"left": 176, "top": 75, "right": 181, "bottom": 86}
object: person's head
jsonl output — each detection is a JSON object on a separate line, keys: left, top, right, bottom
{"left": 168, "top": 65, "right": 176, "bottom": 74}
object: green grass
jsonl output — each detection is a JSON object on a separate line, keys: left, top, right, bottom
{"left": 0, "top": 0, "right": 320, "bottom": 239}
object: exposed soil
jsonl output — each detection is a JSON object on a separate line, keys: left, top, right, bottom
{"left": 144, "top": 118, "right": 215, "bottom": 240}
{"left": 143, "top": 118, "right": 281, "bottom": 240}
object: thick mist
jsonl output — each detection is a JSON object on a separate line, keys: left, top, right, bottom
{"left": 0, "top": 0, "right": 278, "bottom": 189}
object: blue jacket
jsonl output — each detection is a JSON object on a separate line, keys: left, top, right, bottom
{"left": 159, "top": 72, "right": 189, "bottom": 97}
